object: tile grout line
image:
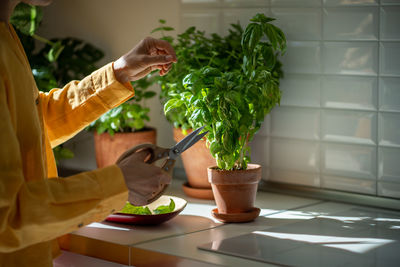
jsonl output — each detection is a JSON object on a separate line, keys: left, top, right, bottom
{"left": 290, "top": 200, "right": 327, "bottom": 211}
{"left": 376, "top": 1, "right": 381, "bottom": 197}
{"left": 319, "top": 0, "right": 324, "bottom": 190}
{"left": 129, "top": 223, "right": 227, "bottom": 247}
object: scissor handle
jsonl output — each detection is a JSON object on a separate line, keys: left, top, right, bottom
{"left": 116, "top": 143, "right": 169, "bottom": 165}
{"left": 161, "top": 158, "right": 176, "bottom": 175}
{"left": 116, "top": 143, "right": 173, "bottom": 205}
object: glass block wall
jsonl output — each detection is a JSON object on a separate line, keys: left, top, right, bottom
{"left": 180, "top": 0, "right": 400, "bottom": 198}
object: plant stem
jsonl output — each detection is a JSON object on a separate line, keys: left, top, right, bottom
{"left": 29, "top": 6, "right": 37, "bottom": 35}
{"left": 32, "top": 33, "right": 54, "bottom": 46}
{"left": 207, "top": 53, "right": 216, "bottom": 66}
{"left": 238, "top": 132, "right": 249, "bottom": 169}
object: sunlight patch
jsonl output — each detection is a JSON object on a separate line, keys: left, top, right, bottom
{"left": 87, "top": 222, "right": 130, "bottom": 231}
{"left": 253, "top": 231, "right": 395, "bottom": 253}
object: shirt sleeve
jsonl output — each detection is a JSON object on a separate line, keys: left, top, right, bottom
{"left": 40, "top": 62, "right": 134, "bottom": 148}
{"left": 0, "top": 72, "right": 129, "bottom": 253}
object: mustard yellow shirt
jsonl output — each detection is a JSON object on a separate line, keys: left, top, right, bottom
{"left": 0, "top": 23, "right": 134, "bottom": 266}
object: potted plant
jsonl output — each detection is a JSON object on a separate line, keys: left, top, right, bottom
{"left": 164, "top": 14, "right": 286, "bottom": 222}
{"left": 150, "top": 19, "right": 245, "bottom": 199}
{"left": 88, "top": 77, "right": 157, "bottom": 168}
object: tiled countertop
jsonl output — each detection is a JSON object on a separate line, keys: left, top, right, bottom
{"left": 57, "top": 179, "right": 400, "bottom": 267}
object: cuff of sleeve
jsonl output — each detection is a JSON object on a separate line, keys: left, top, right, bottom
{"left": 80, "top": 165, "right": 128, "bottom": 225}
{"left": 91, "top": 164, "right": 128, "bottom": 199}
{"left": 91, "top": 62, "right": 135, "bottom": 109}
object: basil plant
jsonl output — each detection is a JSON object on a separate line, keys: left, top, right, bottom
{"left": 164, "top": 14, "right": 286, "bottom": 170}
{"left": 152, "top": 19, "right": 244, "bottom": 131}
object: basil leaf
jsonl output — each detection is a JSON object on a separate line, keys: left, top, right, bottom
{"left": 164, "top": 99, "right": 184, "bottom": 114}
{"left": 10, "top": 3, "right": 43, "bottom": 36}
{"left": 120, "top": 203, "right": 152, "bottom": 215}
{"left": 250, "top": 13, "right": 276, "bottom": 24}
{"left": 153, "top": 199, "right": 176, "bottom": 214}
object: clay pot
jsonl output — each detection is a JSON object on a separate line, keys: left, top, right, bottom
{"left": 173, "top": 128, "right": 215, "bottom": 188}
{"left": 94, "top": 128, "right": 156, "bottom": 168}
{"left": 208, "top": 164, "right": 261, "bottom": 214}
{"left": 173, "top": 128, "right": 216, "bottom": 199}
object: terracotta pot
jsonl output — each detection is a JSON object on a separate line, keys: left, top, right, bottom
{"left": 173, "top": 128, "right": 216, "bottom": 189}
{"left": 208, "top": 164, "right": 261, "bottom": 214}
{"left": 94, "top": 128, "right": 156, "bottom": 168}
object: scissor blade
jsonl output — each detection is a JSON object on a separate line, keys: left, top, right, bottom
{"left": 179, "top": 131, "right": 208, "bottom": 154}
{"left": 177, "top": 126, "right": 204, "bottom": 151}
{"left": 169, "top": 126, "right": 206, "bottom": 159}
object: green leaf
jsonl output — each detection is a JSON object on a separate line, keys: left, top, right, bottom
{"left": 241, "top": 23, "right": 255, "bottom": 54}
{"left": 249, "top": 24, "right": 262, "bottom": 53}
{"left": 263, "top": 24, "right": 278, "bottom": 51}
{"left": 189, "top": 109, "right": 202, "bottom": 123}
{"left": 159, "top": 19, "right": 166, "bottom": 24}
{"left": 209, "top": 141, "right": 222, "bottom": 156}
{"left": 261, "top": 45, "right": 276, "bottom": 69}
{"left": 126, "top": 111, "right": 134, "bottom": 119}
{"left": 164, "top": 98, "right": 184, "bottom": 114}
{"left": 96, "top": 124, "right": 107, "bottom": 135}
{"left": 110, "top": 106, "right": 123, "bottom": 117}
{"left": 161, "top": 36, "right": 174, "bottom": 43}
{"left": 107, "top": 128, "right": 115, "bottom": 136}
{"left": 222, "top": 132, "right": 233, "bottom": 152}
{"left": 10, "top": 3, "right": 43, "bottom": 36}
{"left": 143, "top": 91, "right": 156, "bottom": 99}
{"left": 59, "top": 147, "right": 74, "bottom": 159}
{"left": 120, "top": 203, "right": 152, "bottom": 215}
{"left": 153, "top": 199, "right": 175, "bottom": 214}
{"left": 271, "top": 24, "right": 287, "bottom": 54}
{"left": 250, "top": 13, "right": 276, "bottom": 24}
{"left": 151, "top": 26, "right": 175, "bottom": 33}
{"left": 52, "top": 146, "right": 74, "bottom": 163}
{"left": 133, "top": 119, "right": 145, "bottom": 130}
{"left": 110, "top": 118, "right": 121, "bottom": 130}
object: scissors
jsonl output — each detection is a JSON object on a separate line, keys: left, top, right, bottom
{"left": 116, "top": 126, "right": 208, "bottom": 204}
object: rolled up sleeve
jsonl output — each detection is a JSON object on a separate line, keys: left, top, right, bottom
{"left": 40, "top": 62, "right": 134, "bottom": 147}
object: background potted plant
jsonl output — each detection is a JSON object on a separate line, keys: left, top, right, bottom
{"left": 150, "top": 19, "right": 245, "bottom": 199}
{"left": 11, "top": 3, "right": 104, "bottom": 164}
{"left": 164, "top": 13, "right": 286, "bottom": 222}
{"left": 87, "top": 77, "right": 157, "bottom": 168}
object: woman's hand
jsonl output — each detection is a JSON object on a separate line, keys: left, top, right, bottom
{"left": 113, "top": 37, "right": 177, "bottom": 83}
{"left": 117, "top": 150, "right": 171, "bottom": 206}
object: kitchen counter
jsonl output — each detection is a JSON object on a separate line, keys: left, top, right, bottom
{"left": 56, "top": 179, "right": 400, "bottom": 267}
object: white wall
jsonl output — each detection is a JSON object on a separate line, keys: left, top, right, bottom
{"left": 180, "top": 0, "right": 400, "bottom": 199}
{"left": 38, "top": 0, "right": 181, "bottom": 171}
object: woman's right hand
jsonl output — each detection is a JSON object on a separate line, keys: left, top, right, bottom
{"left": 117, "top": 150, "right": 171, "bottom": 206}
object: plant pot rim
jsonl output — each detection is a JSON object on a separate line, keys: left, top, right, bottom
{"left": 208, "top": 164, "right": 261, "bottom": 185}
{"left": 207, "top": 163, "right": 261, "bottom": 172}
{"left": 94, "top": 127, "right": 157, "bottom": 136}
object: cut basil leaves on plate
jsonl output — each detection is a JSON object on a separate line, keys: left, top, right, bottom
{"left": 120, "top": 199, "right": 176, "bottom": 215}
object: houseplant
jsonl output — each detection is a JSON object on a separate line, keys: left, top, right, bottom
{"left": 10, "top": 3, "right": 104, "bottom": 163}
{"left": 151, "top": 19, "right": 245, "bottom": 199}
{"left": 87, "top": 77, "right": 158, "bottom": 168}
{"left": 164, "top": 13, "right": 286, "bottom": 222}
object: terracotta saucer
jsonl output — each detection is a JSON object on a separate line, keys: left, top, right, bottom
{"left": 211, "top": 207, "right": 261, "bottom": 223}
{"left": 182, "top": 182, "right": 214, "bottom": 200}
